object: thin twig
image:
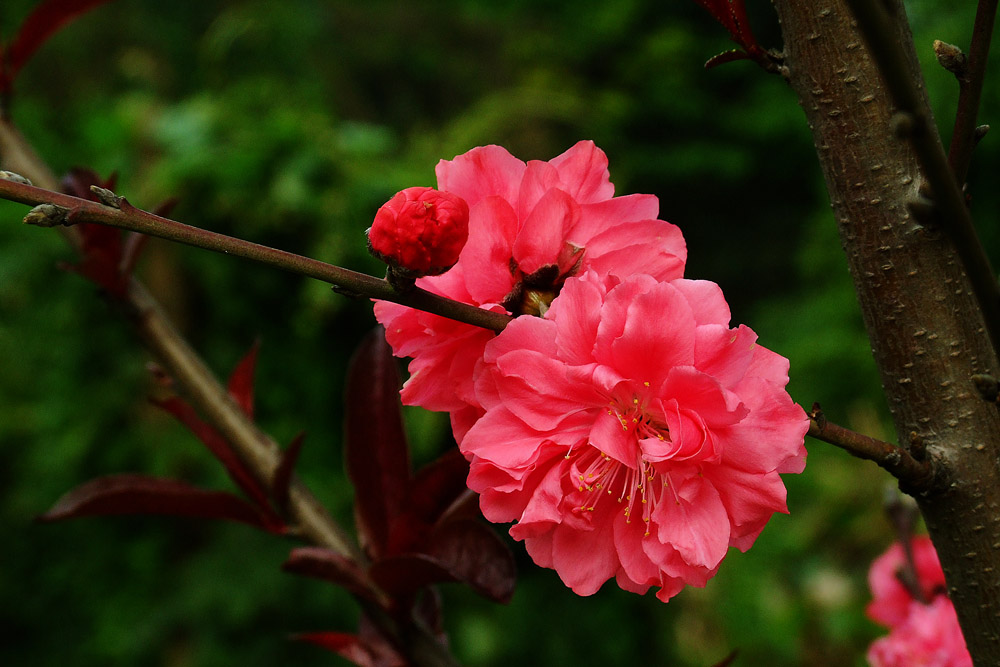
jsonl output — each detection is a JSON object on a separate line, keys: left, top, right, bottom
{"left": 947, "top": 0, "right": 998, "bottom": 185}
{"left": 0, "top": 124, "right": 461, "bottom": 667}
{"left": 807, "top": 405, "right": 934, "bottom": 489}
{"left": 843, "top": 0, "right": 1000, "bottom": 359}
{"left": 0, "top": 177, "right": 513, "bottom": 333}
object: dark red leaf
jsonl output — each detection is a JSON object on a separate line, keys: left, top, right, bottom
{"left": 281, "top": 546, "right": 373, "bottom": 600}
{"left": 58, "top": 168, "right": 128, "bottom": 296}
{"left": 38, "top": 473, "right": 282, "bottom": 531}
{"left": 151, "top": 396, "right": 272, "bottom": 511}
{"left": 386, "top": 449, "right": 471, "bottom": 555}
{"left": 368, "top": 554, "right": 456, "bottom": 598}
{"left": 272, "top": 431, "right": 305, "bottom": 512}
{"left": 425, "top": 519, "right": 516, "bottom": 604}
{"left": 292, "top": 632, "right": 405, "bottom": 667}
{"left": 693, "top": 0, "right": 764, "bottom": 63}
{"left": 344, "top": 327, "right": 412, "bottom": 560}
{"left": 227, "top": 340, "right": 259, "bottom": 419}
{"left": 4, "top": 0, "right": 116, "bottom": 85}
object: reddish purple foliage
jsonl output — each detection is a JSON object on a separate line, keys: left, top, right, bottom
{"left": 38, "top": 473, "right": 283, "bottom": 531}
{"left": 344, "top": 327, "right": 412, "bottom": 560}
{"left": 1, "top": 0, "right": 115, "bottom": 97}
{"left": 693, "top": 0, "right": 766, "bottom": 68}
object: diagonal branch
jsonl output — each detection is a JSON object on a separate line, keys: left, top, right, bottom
{"left": 946, "top": 0, "right": 998, "bottom": 185}
{"left": 806, "top": 405, "right": 934, "bottom": 490}
{"left": 0, "top": 176, "right": 512, "bottom": 333}
{"left": 0, "top": 122, "right": 460, "bottom": 667}
{"left": 843, "top": 0, "right": 1000, "bottom": 359}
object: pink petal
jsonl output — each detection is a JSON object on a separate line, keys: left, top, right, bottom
{"left": 610, "top": 282, "right": 697, "bottom": 388}
{"left": 512, "top": 188, "right": 580, "bottom": 276}
{"left": 509, "top": 458, "right": 571, "bottom": 540}
{"left": 483, "top": 313, "right": 557, "bottom": 364}
{"left": 548, "top": 140, "right": 614, "bottom": 204}
{"left": 694, "top": 324, "right": 758, "bottom": 388}
{"left": 523, "top": 531, "right": 555, "bottom": 568}
{"left": 550, "top": 502, "right": 619, "bottom": 595}
{"left": 583, "top": 219, "right": 686, "bottom": 283}
{"left": 660, "top": 366, "right": 748, "bottom": 429}
{"left": 462, "top": 407, "right": 551, "bottom": 469}
{"left": 493, "top": 350, "right": 602, "bottom": 431}
{"left": 548, "top": 274, "right": 605, "bottom": 366}
{"left": 569, "top": 194, "right": 661, "bottom": 244}
{"left": 435, "top": 145, "right": 525, "bottom": 209}
{"left": 516, "top": 160, "right": 561, "bottom": 223}
{"left": 613, "top": 508, "right": 661, "bottom": 587}
{"left": 592, "top": 274, "right": 664, "bottom": 365}
{"left": 672, "top": 279, "right": 732, "bottom": 326}
{"left": 460, "top": 196, "right": 519, "bottom": 305}
{"left": 716, "top": 376, "right": 809, "bottom": 473}
{"left": 589, "top": 409, "right": 640, "bottom": 465}
{"left": 746, "top": 339, "right": 792, "bottom": 385}
{"left": 704, "top": 465, "right": 788, "bottom": 552}
{"left": 651, "top": 474, "right": 730, "bottom": 569}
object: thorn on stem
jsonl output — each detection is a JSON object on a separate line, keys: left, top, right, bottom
{"left": 23, "top": 203, "right": 71, "bottom": 227}
{"left": 933, "top": 40, "right": 968, "bottom": 79}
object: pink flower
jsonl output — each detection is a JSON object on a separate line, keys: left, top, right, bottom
{"left": 460, "top": 271, "right": 808, "bottom": 601}
{"left": 867, "top": 535, "right": 947, "bottom": 628}
{"left": 867, "top": 597, "right": 972, "bottom": 667}
{"left": 367, "top": 186, "right": 470, "bottom": 276}
{"left": 374, "top": 141, "right": 686, "bottom": 424}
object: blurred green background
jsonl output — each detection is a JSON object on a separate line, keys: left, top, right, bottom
{"left": 1, "top": 1, "right": 997, "bottom": 665}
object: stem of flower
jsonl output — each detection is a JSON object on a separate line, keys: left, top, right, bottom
{"left": 947, "top": 0, "right": 998, "bottom": 185}
{"left": 0, "top": 177, "right": 513, "bottom": 334}
{"left": 807, "top": 404, "right": 934, "bottom": 490}
{"left": 0, "top": 123, "right": 460, "bottom": 667}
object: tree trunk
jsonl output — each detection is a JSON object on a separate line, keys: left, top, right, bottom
{"left": 770, "top": 1, "right": 1000, "bottom": 663}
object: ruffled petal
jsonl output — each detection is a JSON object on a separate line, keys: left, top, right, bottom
{"left": 460, "top": 196, "right": 520, "bottom": 305}
{"left": 610, "top": 282, "right": 697, "bottom": 387}
{"left": 550, "top": 501, "right": 619, "bottom": 595}
{"left": 583, "top": 219, "right": 686, "bottom": 283}
{"left": 512, "top": 188, "right": 580, "bottom": 276}
{"left": 570, "top": 194, "right": 660, "bottom": 244}
{"left": 651, "top": 474, "right": 730, "bottom": 570}
{"left": 548, "top": 140, "right": 615, "bottom": 204}
{"left": 435, "top": 145, "right": 525, "bottom": 208}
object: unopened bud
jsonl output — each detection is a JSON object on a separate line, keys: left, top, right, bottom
{"left": 367, "top": 186, "right": 470, "bottom": 282}
{"left": 0, "top": 170, "right": 32, "bottom": 185}
{"left": 933, "top": 40, "right": 967, "bottom": 78}
{"left": 23, "top": 203, "right": 71, "bottom": 227}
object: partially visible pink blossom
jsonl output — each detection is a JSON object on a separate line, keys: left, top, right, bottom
{"left": 460, "top": 271, "right": 808, "bottom": 601}
{"left": 374, "top": 141, "right": 686, "bottom": 420}
{"left": 867, "top": 597, "right": 972, "bottom": 667}
{"left": 867, "top": 535, "right": 947, "bottom": 628}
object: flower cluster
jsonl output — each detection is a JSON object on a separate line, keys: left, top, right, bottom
{"left": 372, "top": 141, "right": 808, "bottom": 601}
{"left": 866, "top": 536, "right": 971, "bottom": 667}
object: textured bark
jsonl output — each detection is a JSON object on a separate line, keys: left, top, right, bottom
{"left": 771, "top": 1, "right": 1000, "bottom": 663}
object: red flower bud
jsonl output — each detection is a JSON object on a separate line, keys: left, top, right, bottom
{"left": 367, "top": 187, "right": 470, "bottom": 279}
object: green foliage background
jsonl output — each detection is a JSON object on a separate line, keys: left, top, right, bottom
{"left": 1, "top": 1, "right": 997, "bottom": 665}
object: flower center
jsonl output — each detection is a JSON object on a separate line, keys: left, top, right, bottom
{"left": 501, "top": 243, "right": 586, "bottom": 316}
{"left": 566, "top": 394, "right": 672, "bottom": 537}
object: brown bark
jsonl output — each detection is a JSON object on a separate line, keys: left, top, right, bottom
{"left": 771, "top": 2, "right": 1000, "bottom": 662}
